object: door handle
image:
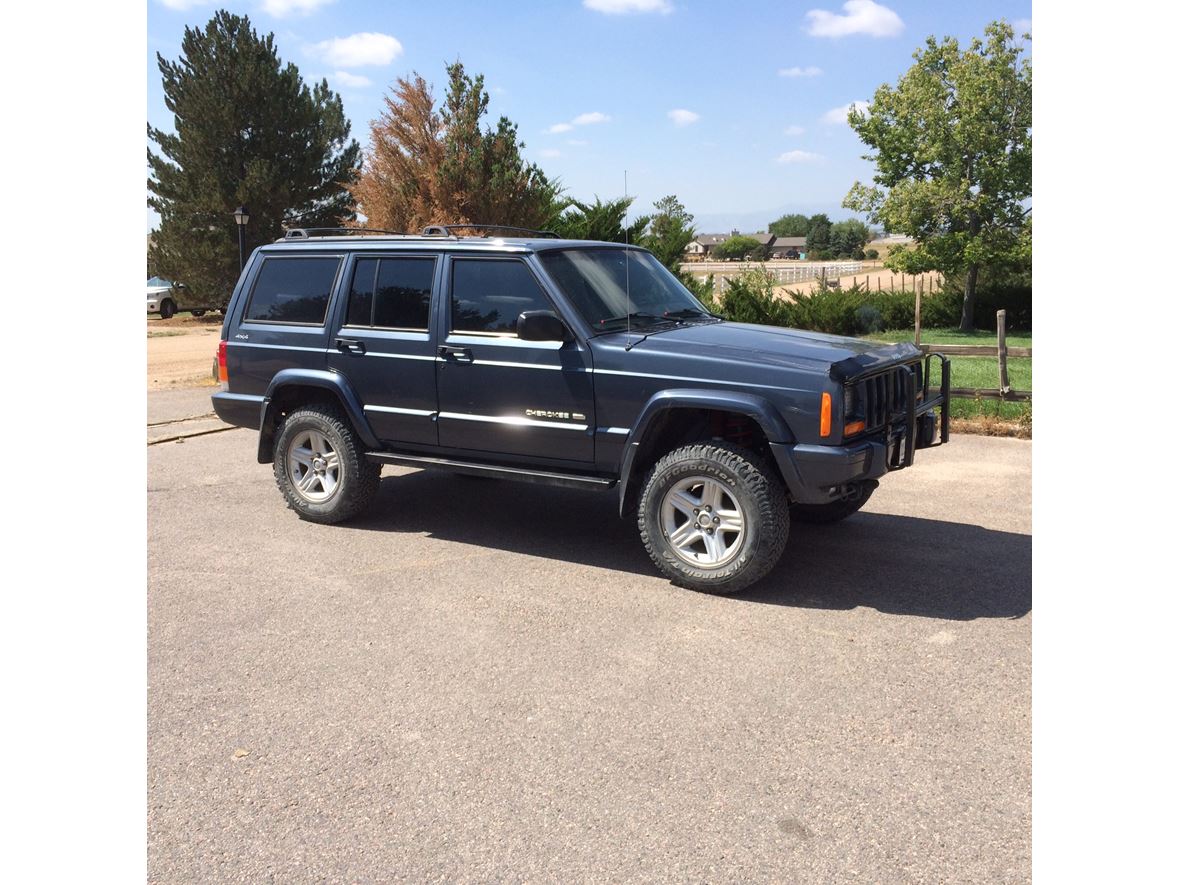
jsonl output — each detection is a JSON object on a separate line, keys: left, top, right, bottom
{"left": 335, "top": 337, "right": 366, "bottom": 355}
{"left": 438, "top": 345, "right": 474, "bottom": 364}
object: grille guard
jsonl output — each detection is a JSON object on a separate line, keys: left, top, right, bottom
{"left": 849, "top": 352, "right": 950, "bottom": 470}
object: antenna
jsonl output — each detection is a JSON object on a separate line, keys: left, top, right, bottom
{"left": 624, "top": 170, "right": 631, "bottom": 346}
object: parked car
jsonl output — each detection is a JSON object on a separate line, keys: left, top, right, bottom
{"left": 212, "top": 226, "right": 950, "bottom": 594}
{"left": 147, "top": 276, "right": 212, "bottom": 318}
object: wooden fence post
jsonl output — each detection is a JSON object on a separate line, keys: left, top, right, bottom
{"left": 914, "top": 283, "right": 922, "bottom": 346}
{"left": 997, "top": 309, "right": 1011, "bottom": 395}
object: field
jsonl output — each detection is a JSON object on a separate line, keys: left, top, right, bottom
{"left": 865, "top": 329, "right": 1033, "bottom": 434}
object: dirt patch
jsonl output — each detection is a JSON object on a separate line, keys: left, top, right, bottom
{"left": 147, "top": 323, "right": 221, "bottom": 390}
{"left": 950, "top": 415, "right": 1032, "bottom": 440}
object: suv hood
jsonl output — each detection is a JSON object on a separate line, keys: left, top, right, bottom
{"left": 621, "top": 320, "right": 920, "bottom": 377}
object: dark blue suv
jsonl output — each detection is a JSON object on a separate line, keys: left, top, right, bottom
{"left": 213, "top": 226, "right": 949, "bottom": 594}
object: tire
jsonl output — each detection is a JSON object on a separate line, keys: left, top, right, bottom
{"left": 190, "top": 309, "right": 206, "bottom": 317}
{"left": 790, "top": 481, "right": 876, "bottom": 525}
{"left": 159, "top": 298, "right": 176, "bottom": 320}
{"left": 638, "top": 441, "right": 789, "bottom": 595}
{"left": 273, "top": 407, "right": 381, "bottom": 524}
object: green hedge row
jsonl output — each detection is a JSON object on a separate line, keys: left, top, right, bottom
{"left": 701, "top": 268, "right": 1031, "bottom": 336}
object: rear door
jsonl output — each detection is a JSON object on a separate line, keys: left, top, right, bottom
{"left": 325, "top": 252, "right": 440, "bottom": 447}
{"left": 434, "top": 254, "right": 595, "bottom": 464}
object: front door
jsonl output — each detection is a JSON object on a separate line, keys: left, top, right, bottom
{"left": 325, "top": 253, "right": 440, "bottom": 447}
{"left": 435, "top": 255, "right": 595, "bottom": 465}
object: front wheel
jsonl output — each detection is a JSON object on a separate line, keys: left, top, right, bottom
{"left": 159, "top": 298, "right": 175, "bottom": 319}
{"left": 638, "top": 442, "right": 789, "bottom": 595}
{"left": 273, "top": 408, "right": 381, "bottom": 524}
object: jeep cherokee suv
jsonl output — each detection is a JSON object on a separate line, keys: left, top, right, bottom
{"left": 212, "top": 225, "right": 949, "bottom": 594}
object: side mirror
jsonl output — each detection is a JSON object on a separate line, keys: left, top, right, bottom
{"left": 517, "top": 310, "right": 570, "bottom": 342}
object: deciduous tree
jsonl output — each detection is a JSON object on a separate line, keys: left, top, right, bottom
{"left": 843, "top": 20, "right": 1032, "bottom": 330}
{"left": 148, "top": 11, "right": 358, "bottom": 307}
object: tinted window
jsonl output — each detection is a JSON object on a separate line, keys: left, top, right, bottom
{"left": 346, "top": 258, "right": 377, "bottom": 327}
{"left": 450, "top": 259, "right": 551, "bottom": 334}
{"left": 246, "top": 257, "right": 341, "bottom": 325}
{"left": 374, "top": 258, "right": 434, "bottom": 329}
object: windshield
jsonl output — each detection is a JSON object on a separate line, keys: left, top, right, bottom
{"left": 538, "top": 248, "right": 713, "bottom": 331}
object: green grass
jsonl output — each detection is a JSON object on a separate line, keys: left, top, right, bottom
{"left": 863, "top": 327, "right": 1033, "bottom": 422}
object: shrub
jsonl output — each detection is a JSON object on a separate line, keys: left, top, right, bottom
{"left": 865, "top": 248, "right": 879, "bottom": 259}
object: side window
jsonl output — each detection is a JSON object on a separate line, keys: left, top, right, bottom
{"left": 346, "top": 257, "right": 435, "bottom": 330}
{"left": 245, "top": 256, "right": 341, "bottom": 325}
{"left": 450, "top": 258, "right": 552, "bottom": 335}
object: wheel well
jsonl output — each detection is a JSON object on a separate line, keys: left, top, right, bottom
{"left": 258, "top": 384, "right": 351, "bottom": 463}
{"left": 621, "top": 408, "right": 780, "bottom": 515}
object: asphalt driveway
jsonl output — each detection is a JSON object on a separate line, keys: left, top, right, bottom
{"left": 148, "top": 411, "right": 1030, "bottom": 883}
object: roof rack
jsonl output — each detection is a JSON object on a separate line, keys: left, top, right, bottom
{"left": 421, "top": 224, "right": 559, "bottom": 239}
{"left": 282, "top": 227, "right": 409, "bottom": 240}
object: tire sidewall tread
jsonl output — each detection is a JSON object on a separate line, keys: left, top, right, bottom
{"left": 638, "top": 441, "right": 789, "bottom": 595}
{"left": 272, "top": 407, "right": 380, "bottom": 524}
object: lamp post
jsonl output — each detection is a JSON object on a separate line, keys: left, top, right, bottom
{"left": 233, "top": 205, "right": 250, "bottom": 271}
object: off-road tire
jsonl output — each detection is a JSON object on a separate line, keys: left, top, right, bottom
{"left": 790, "top": 481, "right": 875, "bottom": 524}
{"left": 191, "top": 310, "right": 206, "bottom": 317}
{"left": 273, "top": 407, "right": 381, "bottom": 524}
{"left": 159, "top": 298, "right": 176, "bottom": 319}
{"left": 638, "top": 441, "right": 789, "bottom": 595}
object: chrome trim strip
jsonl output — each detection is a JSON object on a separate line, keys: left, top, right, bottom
{"left": 228, "top": 341, "right": 325, "bottom": 354}
{"left": 471, "top": 358, "right": 563, "bottom": 371}
{"left": 437, "top": 411, "right": 589, "bottom": 431}
{"left": 362, "top": 351, "right": 437, "bottom": 362}
{"left": 446, "top": 334, "right": 563, "bottom": 351}
{"left": 363, "top": 405, "right": 436, "bottom": 417}
{"left": 599, "top": 427, "right": 630, "bottom": 435}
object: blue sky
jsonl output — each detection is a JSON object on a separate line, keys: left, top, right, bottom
{"left": 147, "top": 0, "right": 1031, "bottom": 234}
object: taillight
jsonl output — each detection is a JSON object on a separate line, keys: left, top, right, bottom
{"left": 217, "top": 340, "right": 228, "bottom": 383}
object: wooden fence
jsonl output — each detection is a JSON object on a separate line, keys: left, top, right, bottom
{"left": 917, "top": 310, "right": 1032, "bottom": 402}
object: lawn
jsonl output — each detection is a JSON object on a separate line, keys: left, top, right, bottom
{"left": 863, "top": 327, "right": 1033, "bottom": 425}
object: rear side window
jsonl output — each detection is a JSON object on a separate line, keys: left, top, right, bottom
{"left": 346, "top": 257, "right": 435, "bottom": 330}
{"left": 450, "top": 258, "right": 551, "bottom": 335}
{"left": 245, "top": 257, "right": 341, "bottom": 325}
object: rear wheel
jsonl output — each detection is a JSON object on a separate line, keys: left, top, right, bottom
{"left": 159, "top": 298, "right": 175, "bottom": 319}
{"left": 273, "top": 407, "right": 381, "bottom": 524}
{"left": 790, "top": 481, "right": 876, "bottom": 524}
{"left": 190, "top": 309, "right": 206, "bottom": 317}
{"left": 638, "top": 441, "right": 788, "bottom": 595}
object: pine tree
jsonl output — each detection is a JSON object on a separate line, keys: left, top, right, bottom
{"left": 148, "top": 11, "right": 359, "bottom": 307}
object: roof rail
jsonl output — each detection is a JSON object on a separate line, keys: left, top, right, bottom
{"left": 281, "top": 227, "right": 409, "bottom": 240}
{"left": 421, "top": 224, "right": 559, "bottom": 239}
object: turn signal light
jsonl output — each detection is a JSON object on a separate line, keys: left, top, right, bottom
{"left": 844, "top": 420, "right": 866, "bottom": 436}
{"left": 820, "top": 392, "right": 832, "bottom": 437}
{"left": 217, "top": 340, "right": 228, "bottom": 383}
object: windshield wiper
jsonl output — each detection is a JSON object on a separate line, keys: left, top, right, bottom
{"left": 597, "top": 311, "right": 677, "bottom": 329}
{"left": 662, "top": 307, "right": 719, "bottom": 321}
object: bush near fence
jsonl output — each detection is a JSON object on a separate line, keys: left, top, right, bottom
{"left": 702, "top": 267, "right": 1031, "bottom": 336}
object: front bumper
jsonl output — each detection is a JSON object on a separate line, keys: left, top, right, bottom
{"left": 772, "top": 352, "right": 951, "bottom": 505}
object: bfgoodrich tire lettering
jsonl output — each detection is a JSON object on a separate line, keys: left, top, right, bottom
{"left": 638, "top": 441, "right": 789, "bottom": 595}
{"left": 273, "top": 407, "right": 381, "bottom": 524}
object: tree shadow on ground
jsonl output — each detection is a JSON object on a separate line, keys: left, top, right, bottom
{"left": 349, "top": 471, "right": 1031, "bottom": 622}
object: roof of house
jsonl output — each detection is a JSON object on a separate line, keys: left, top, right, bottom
{"left": 769, "top": 237, "right": 807, "bottom": 248}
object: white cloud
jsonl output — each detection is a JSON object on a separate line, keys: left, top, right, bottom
{"left": 333, "top": 70, "right": 371, "bottom": 88}
{"left": 778, "top": 65, "right": 823, "bottom": 78}
{"left": 311, "top": 32, "right": 403, "bottom": 67}
{"left": 668, "top": 109, "right": 700, "bottom": 126}
{"left": 262, "top": 0, "right": 335, "bottom": 16}
{"left": 783, "top": 125, "right": 806, "bottom": 136}
{"left": 776, "top": 150, "right": 823, "bottom": 164}
{"left": 822, "top": 100, "right": 870, "bottom": 125}
{"left": 156, "top": 0, "right": 213, "bottom": 9}
{"left": 539, "top": 148, "right": 562, "bottom": 158}
{"left": 805, "top": 1, "right": 903, "bottom": 38}
{"left": 548, "top": 112, "right": 611, "bottom": 135}
{"left": 572, "top": 111, "right": 611, "bottom": 126}
{"left": 583, "top": 0, "right": 672, "bottom": 14}
{"left": 567, "top": 139, "right": 589, "bottom": 146}
{"left": 1012, "top": 17, "right": 1032, "bottom": 33}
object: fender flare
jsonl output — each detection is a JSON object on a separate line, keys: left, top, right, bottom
{"left": 616, "top": 388, "right": 795, "bottom": 516}
{"left": 257, "top": 369, "right": 380, "bottom": 463}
